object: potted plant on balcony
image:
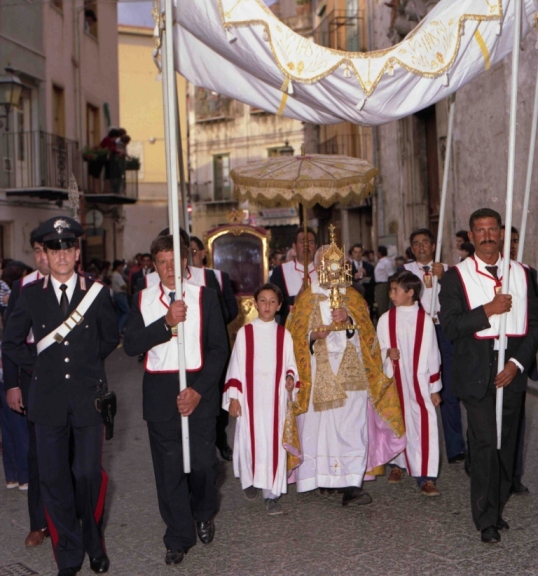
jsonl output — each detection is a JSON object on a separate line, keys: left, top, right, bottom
{"left": 83, "top": 146, "right": 109, "bottom": 178}
{"left": 125, "top": 156, "right": 140, "bottom": 171}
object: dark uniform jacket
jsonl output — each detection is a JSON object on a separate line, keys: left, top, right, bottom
{"left": 439, "top": 267, "right": 538, "bottom": 401}
{"left": 2, "top": 274, "right": 119, "bottom": 427}
{"left": 268, "top": 264, "right": 293, "bottom": 325}
{"left": 123, "top": 285, "right": 228, "bottom": 422}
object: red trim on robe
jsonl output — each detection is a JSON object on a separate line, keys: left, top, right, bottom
{"left": 429, "top": 372, "right": 440, "bottom": 384}
{"left": 412, "top": 308, "right": 430, "bottom": 478}
{"left": 273, "top": 325, "right": 285, "bottom": 481}
{"left": 224, "top": 378, "right": 243, "bottom": 394}
{"left": 245, "top": 324, "right": 256, "bottom": 476}
{"left": 389, "top": 308, "right": 412, "bottom": 473}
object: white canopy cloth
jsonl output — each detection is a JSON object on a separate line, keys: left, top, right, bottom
{"left": 174, "top": 0, "right": 537, "bottom": 126}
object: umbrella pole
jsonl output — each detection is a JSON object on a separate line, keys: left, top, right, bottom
{"left": 302, "top": 203, "right": 309, "bottom": 290}
{"left": 160, "top": 25, "right": 174, "bottom": 232}
{"left": 497, "top": 0, "right": 523, "bottom": 450}
{"left": 163, "top": 0, "right": 191, "bottom": 472}
{"left": 430, "top": 94, "right": 456, "bottom": 317}
{"left": 517, "top": 64, "right": 538, "bottom": 261}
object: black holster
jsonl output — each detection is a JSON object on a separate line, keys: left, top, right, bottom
{"left": 95, "top": 388, "right": 117, "bottom": 441}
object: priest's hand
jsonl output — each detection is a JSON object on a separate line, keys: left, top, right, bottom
{"left": 177, "top": 388, "right": 201, "bottom": 416}
{"left": 484, "top": 294, "right": 512, "bottom": 318}
{"left": 431, "top": 392, "right": 442, "bottom": 407}
{"left": 495, "top": 361, "right": 519, "bottom": 388}
{"left": 387, "top": 348, "right": 400, "bottom": 361}
{"left": 6, "top": 388, "right": 24, "bottom": 413}
{"left": 165, "top": 300, "right": 187, "bottom": 327}
{"left": 311, "top": 331, "right": 330, "bottom": 341}
{"left": 432, "top": 262, "right": 444, "bottom": 279}
{"left": 229, "top": 399, "right": 242, "bottom": 418}
{"left": 332, "top": 308, "right": 348, "bottom": 324}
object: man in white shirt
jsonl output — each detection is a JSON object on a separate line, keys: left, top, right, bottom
{"left": 405, "top": 228, "right": 466, "bottom": 464}
{"left": 374, "top": 245, "right": 394, "bottom": 316}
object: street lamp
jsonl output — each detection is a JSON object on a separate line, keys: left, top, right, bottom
{"left": 0, "top": 68, "right": 23, "bottom": 131}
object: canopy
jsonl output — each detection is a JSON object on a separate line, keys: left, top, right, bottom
{"left": 174, "top": 0, "right": 537, "bottom": 126}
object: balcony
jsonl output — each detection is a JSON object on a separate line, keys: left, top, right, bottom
{"left": 1, "top": 131, "right": 82, "bottom": 202}
{"left": 191, "top": 182, "right": 236, "bottom": 205}
{"left": 82, "top": 155, "right": 138, "bottom": 205}
{"left": 313, "top": 10, "right": 366, "bottom": 52}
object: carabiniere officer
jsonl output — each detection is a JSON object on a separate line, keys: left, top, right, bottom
{"left": 2, "top": 216, "right": 119, "bottom": 576}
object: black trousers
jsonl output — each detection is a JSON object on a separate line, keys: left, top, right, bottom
{"left": 35, "top": 419, "right": 107, "bottom": 570}
{"left": 147, "top": 414, "right": 218, "bottom": 552}
{"left": 462, "top": 379, "right": 523, "bottom": 531}
{"left": 27, "top": 418, "right": 47, "bottom": 531}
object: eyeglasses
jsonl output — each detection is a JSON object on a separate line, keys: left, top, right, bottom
{"left": 191, "top": 249, "right": 198, "bottom": 255}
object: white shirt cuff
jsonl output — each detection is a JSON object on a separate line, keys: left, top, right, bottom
{"left": 509, "top": 357, "right": 524, "bottom": 373}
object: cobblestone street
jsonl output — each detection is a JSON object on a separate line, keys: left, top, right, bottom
{"left": 2, "top": 348, "right": 538, "bottom": 576}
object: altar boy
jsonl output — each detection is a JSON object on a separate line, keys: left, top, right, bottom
{"left": 223, "top": 283, "right": 299, "bottom": 516}
{"left": 376, "top": 271, "right": 442, "bottom": 496}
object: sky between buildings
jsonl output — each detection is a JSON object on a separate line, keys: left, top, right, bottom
{"left": 117, "top": 0, "right": 277, "bottom": 28}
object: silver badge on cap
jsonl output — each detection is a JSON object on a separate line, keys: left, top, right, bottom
{"left": 54, "top": 219, "right": 71, "bottom": 234}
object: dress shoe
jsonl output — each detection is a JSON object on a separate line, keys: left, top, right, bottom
{"left": 219, "top": 446, "right": 233, "bottom": 461}
{"left": 165, "top": 549, "right": 185, "bottom": 565}
{"left": 89, "top": 554, "right": 110, "bottom": 573}
{"left": 387, "top": 466, "right": 404, "bottom": 483}
{"left": 196, "top": 518, "right": 215, "bottom": 544}
{"left": 448, "top": 452, "right": 466, "bottom": 464}
{"left": 58, "top": 567, "right": 80, "bottom": 576}
{"left": 244, "top": 485, "right": 259, "bottom": 500}
{"left": 495, "top": 518, "right": 510, "bottom": 531}
{"left": 420, "top": 481, "right": 440, "bottom": 497}
{"left": 481, "top": 526, "right": 501, "bottom": 544}
{"left": 342, "top": 487, "right": 372, "bottom": 506}
{"left": 511, "top": 477, "right": 530, "bottom": 495}
{"left": 25, "top": 528, "right": 50, "bottom": 547}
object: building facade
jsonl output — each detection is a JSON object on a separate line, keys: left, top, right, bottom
{"left": 0, "top": 0, "right": 124, "bottom": 264}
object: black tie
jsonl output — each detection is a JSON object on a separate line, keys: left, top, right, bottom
{"left": 60, "top": 284, "right": 69, "bottom": 318}
{"left": 486, "top": 266, "right": 499, "bottom": 280}
{"left": 169, "top": 291, "right": 175, "bottom": 304}
{"left": 422, "top": 266, "right": 430, "bottom": 273}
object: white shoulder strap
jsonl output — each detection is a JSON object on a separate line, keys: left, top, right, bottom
{"left": 36, "top": 282, "right": 105, "bottom": 355}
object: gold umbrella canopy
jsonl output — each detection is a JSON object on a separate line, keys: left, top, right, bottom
{"left": 230, "top": 154, "right": 378, "bottom": 208}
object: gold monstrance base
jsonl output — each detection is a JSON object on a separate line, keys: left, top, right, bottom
{"left": 314, "top": 321, "right": 361, "bottom": 333}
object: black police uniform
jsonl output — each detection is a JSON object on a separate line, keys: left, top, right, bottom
{"left": 2, "top": 217, "right": 119, "bottom": 574}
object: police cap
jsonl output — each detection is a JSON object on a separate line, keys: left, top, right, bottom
{"left": 36, "top": 217, "right": 84, "bottom": 250}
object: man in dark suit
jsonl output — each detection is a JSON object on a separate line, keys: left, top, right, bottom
{"left": 123, "top": 234, "right": 228, "bottom": 566}
{"left": 3, "top": 227, "right": 50, "bottom": 548}
{"left": 3, "top": 216, "right": 119, "bottom": 576}
{"left": 189, "top": 235, "right": 238, "bottom": 460}
{"left": 129, "top": 253, "right": 154, "bottom": 294}
{"left": 440, "top": 208, "right": 538, "bottom": 544}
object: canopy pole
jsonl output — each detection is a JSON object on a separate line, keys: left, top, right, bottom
{"left": 160, "top": 30, "right": 174, "bottom": 232}
{"left": 517, "top": 63, "right": 538, "bottom": 261}
{"left": 172, "top": 73, "right": 190, "bottom": 233}
{"left": 430, "top": 94, "right": 456, "bottom": 317}
{"left": 163, "top": 0, "right": 191, "bottom": 472}
{"left": 497, "top": 0, "right": 523, "bottom": 450}
{"left": 302, "top": 203, "right": 309, "bottom": 290}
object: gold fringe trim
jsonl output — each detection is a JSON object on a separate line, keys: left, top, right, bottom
{"left": 216, "top": 0, "right": 505, "bottom": 98}
{"left": 314, "top": 398, "right": 347, "bottom": 412}
{"left": 473, "top": 28, "right": 491, "bottom": 71}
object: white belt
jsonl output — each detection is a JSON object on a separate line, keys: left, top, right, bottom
{"left": 36, "top": 282, "right": 104, "bottom": 355}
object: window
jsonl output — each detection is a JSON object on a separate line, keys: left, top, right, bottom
{"left": 213, "top": 154, "right": 231, "bottom": 201}
{"left": 86, "top": 104, "right": 100, "bottom": 147}
{"left": 195, "top": 88, "right": 233, "bottom": 122}
{"left": 84, "top": 0, "right": 98, "bottom": 38}
{"left": 52, "top": 85, "right": 65, "bottom": 137}
{"left": 267, "top": 145, "right": 294, "bottom": 157}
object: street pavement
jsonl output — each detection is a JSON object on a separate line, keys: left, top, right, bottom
{"left": 2, "top": 348, "right": 538, "bottom": 575}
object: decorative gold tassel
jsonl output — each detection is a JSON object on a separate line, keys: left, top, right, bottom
{"left": 263, "top": 27, "right": 269, "bottom": 42}
{"left": 226, "top": 28, "right": 237, "bottom": 43}
{"left": 388, "top": 63, "right": 394, "bottom": 76}
{"left": 355, "top": 98, "right": 366, "bottom": 111}
{"left": 343, "top": 65, "right": 351, "bottom": 78}
{"left": 442, "top": 72, "right": 449, "bottom": 87}
{"left": 287, "top": 79, "right": 294, "bottom": 95}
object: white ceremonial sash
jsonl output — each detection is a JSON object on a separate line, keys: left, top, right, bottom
{"left": 36, "top": 280, "right": 104, "bottom": 354}
{"left": 404, "top": 261, "right": 447, "bottom": 319}
{"left": 141, "top": 282, "right": 203, "bottom": 372}
{"left": 455, "top": 257, "right": 527, "bottom": 343}
{"left": 22, "top": 270, "right": 43, "bottom": 344}
{"left": 281, "top": 260, "right": 317, "bottom": 298}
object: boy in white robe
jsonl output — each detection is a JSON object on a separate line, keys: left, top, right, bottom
{"left": 377, "top": 271, "right": 443, "bottom": 496}
{"left": 223, "top": 283, "right": 299, "bottom": 515}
